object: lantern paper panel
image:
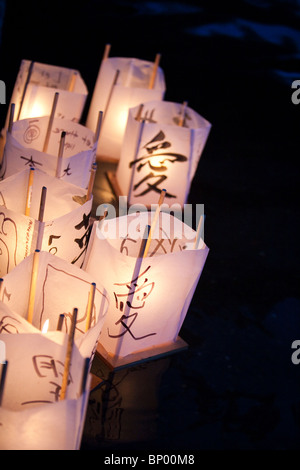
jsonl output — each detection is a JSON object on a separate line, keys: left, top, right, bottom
{"left": 115, "top": 100, "right": 212, "bottom": 207}
{"left": 83, "top": 212, "right": 209, "bottom": 364}
{"left": 0, "top": 168, "right": 92, "bottom": 276}
{"left": 0, "top": 332, "right": 91, "bottom": 450}
{"left": 0, "top": 392, "right": 90, "bottom": 450}
{"left": 1, "top": 116, "right": 97, "bottom": 188}
{"left": 86, "top": 57, "right": 166, "bottom": 162}
{"left": 0, "top": 250, "right": 109, "bottom": 358}
{"left": 3, "top": 59, "right": 88, "bottom": 132}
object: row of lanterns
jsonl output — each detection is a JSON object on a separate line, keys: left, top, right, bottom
{"left": 0, "top": 45, "right": 210, "bottom": 449}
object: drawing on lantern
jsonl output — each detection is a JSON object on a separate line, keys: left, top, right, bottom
{"left": 120, "top": 226, "right": 186, "bottom": 257}
{"left": 129, "top": 129, "right": 187, "bottom": 199}
{"left": 108, "top": 266, "right": 156, "bottom": 341}
{"left": 23, "top": 355, "right": 70, "bottom": 405}
{"left": 23, "top": 119, "right": 41, "bottom": 144}
{"left": 0, "top": 212, "right": 18, "bottom": 276}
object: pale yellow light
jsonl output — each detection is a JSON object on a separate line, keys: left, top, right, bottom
{"left": 41, "top": 319, "right": 49, "bottom": 334}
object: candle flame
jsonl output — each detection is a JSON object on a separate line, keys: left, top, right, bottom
{"left": 42, "top": 319, "right": 49, "bottom": 333}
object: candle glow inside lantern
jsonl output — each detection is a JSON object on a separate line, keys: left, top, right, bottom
{"left": 83, "top": 211, "right": 209, "bottom": 369}
{"left": 3, "top": 59, "right": 88, "bottom": 132}
{"left": 86, "top": 56, "right": 166, "bottom": 162}
{"left": 113, "top": 100, "right": 211, "bottom": 207}
{"left": 0, "top": 167, "right": 92, "bottom": 276}
{"left": 1, "top": 115, "right": 97, "bottom": 188}
{"left": 0, "top": 332, "right": 91, "bottom": 450}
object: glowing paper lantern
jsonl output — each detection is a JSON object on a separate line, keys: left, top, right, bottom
{"left": 86, "top": 55, "right": 166, "bottom": 162}
{"left": 1, "top": 115, "right": 97, "bottom": 188}
{"left": 113, "top": 100, "right": 211, "bottom": 207}
{"left": 0, "top": 250, "right": 109, "bottom": 358}
{"left": 83, "top": 211, "right": 209, "bottom": 368}
{"left": 0, "top": 332, "right": 91, "bottom": 450}
{"left": 3, "top": 59, "right": 88, "bottom": 131}
{"left": 0, "top": 167, "right": 92, "bottom": 276}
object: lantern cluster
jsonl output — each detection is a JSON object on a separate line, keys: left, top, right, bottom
{"left": 0, "top": 45, "right": 210, "bottom": 449}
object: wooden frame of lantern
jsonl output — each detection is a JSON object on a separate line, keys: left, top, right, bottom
{"left": 83, "top": 211, "right": 209, "bottom": 370}
{"left": 106, "top": 100, "right": 212, "bottom": 209}
{"left": 86, "top": 53, "right": 166, "bottom": 163}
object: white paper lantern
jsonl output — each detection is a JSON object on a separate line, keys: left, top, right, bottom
{"left": 86, "top": 56, "right": 166, "bottom": 162}
{"left": 113, "top": 100, "right": 211, "bottom": 207}
{"left": 0, "top": 250, "right": 109, "bottom": 358}
{"left": 3, "top": 59, "right": 88, "bottom": 131}
{"left": 0, "top": 167, "right": 92, "bottom": 276}
{"left": 0, "top": 332, "right": 91, "bottom": 450}
{"left": 1, "top": 116, "right": 97, "bottom": 188}
{"left": 83, "top": 211, "right": 209, "bottom": 368}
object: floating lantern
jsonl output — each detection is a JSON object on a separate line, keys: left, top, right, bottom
{"left": 86, "top": 50, "right": 166, "bottom": 162}
{"left": 3, "top": 59, "right": 88, "bottom": 133}
{"left": 0, "top": 250, "right": 109, "bottom": 358}
{"left": 83, "top": 211, "right": 209, "bottom": 368}
{"left": 110, "top": 100, "right": 211, "bottom": 207}
{"left": 0, "top": 331, "right": 91, "bottom": 450}
{"left": 1, "top": 108, "right": 101, "bottom": 188}
{"left": 0, "top": 167, "right": 93, "bottom": 276}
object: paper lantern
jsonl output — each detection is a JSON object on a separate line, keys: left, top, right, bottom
{"left": 86, "top": 55, "right": 166, "bottom": 162}
{"left": 3, "top": 59, "right": 88, "bottom": 132}
{"left": 83, "top": 211, "right": 209, "bottom": 368}
{"left": 1, "top": 115, "right": 98, "bottom": 188}
{"left": 0, "top": 331, "right": 91, "bottom": 450}
{"left": 110, "top": 100, "right": 211, "bottom": 207}
{"left": 0, "top": 167, "right": 92, "bottom": 276}
{"left": 0, "top": 249, "right": 109, "bottom": 358}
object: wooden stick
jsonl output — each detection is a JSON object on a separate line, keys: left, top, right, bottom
{"left": 85, "top": 283, "right": 96, "bottom": 332}
{"left": 60, "top": 307, "right": 78, "bottom": 400}
{"left": 102, "top": 43, "right": 111, "bottom": 62}
{"left": 8, "top": 103, "right": 15, "bottom": 133}
{"left": 36, "top": 186, "right": 47, "bottom": 251}
{"left": 68, "top": 71, "right": 77, "bottom": 92}
{"left": 81, "top": 357, "right": 90, "bottom": 395}
{"left": 25, "top": 167, "right": 35, "bottom": 216}
{"left": 17, "top": 60, "right": 34, "bottom": 120}
{"left": 179, "top": 101, "right": 188, "bottom": 127}
{"left": 56, "top": 131, "right": 66, "bottom": 178}
{"left": 86, "top": 162, "right": 97, "bottom": 201}
{"left": 57, "top": 314, "right": 65, "bottom": 331}
{"left": 94, "top": 110, "right": 103, "bottom": 144}
{"left": 194, "top": 214, "right": 205, "bottom": 249}
{"left": 103, "top": 69, "right": 120, "bottom": 120}
{"left": 27, "top": 249, "right": 40, "bottom": 324}
{"left": 144, "top": 189, "right": 166, "bottom": 257}
{"left": 43, "top": 92, "right": 59, "bottom": 153}
{"left": 148, "top": 53, "right": 161, "bottom": 89}
{"left": 135, "top": 103, "right": 144, "bottom": 121}
{"left": 0, "top": 360, "right": 8, "bottom": 407}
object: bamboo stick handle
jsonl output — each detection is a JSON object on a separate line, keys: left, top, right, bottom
{"left": 148, "top": 53, "right": 161, "bottom": 89}
{"left": 43, "top": 92, "right": 59, "bottom": 153}
{"left": 60, "top": 307, "right": 78, "bottom": 400}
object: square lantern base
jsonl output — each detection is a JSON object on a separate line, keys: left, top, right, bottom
{"left": 96, "top": 336, "right": 188, "bottom": 371}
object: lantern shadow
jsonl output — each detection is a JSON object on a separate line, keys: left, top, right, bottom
{"left": 81, "top": 353, "right": 171, "bottom": 449}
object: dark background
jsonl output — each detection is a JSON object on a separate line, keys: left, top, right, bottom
{"left": 0, "top": 0, "right": 299, "bottom": 453}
